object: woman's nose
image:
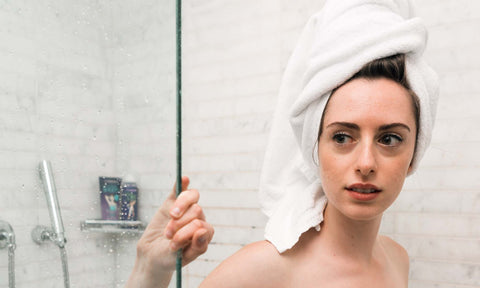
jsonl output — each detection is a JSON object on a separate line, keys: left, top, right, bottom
{"left": 355, "top": 142, "right": 378, "bottom": 176}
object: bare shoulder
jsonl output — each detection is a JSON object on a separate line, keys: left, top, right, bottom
{"left": 200, "top": 240, "right": 287, "bottom": 288}
{"left": 379, "top": 235, "right": 409, "bottom": 277}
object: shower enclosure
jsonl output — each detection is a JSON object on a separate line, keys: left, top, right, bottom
{"left": 0, "top": 1, "right": 177, "bottom": 286}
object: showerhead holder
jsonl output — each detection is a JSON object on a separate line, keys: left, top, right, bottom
{"left": 31, "top": 225, "right": 66, "bottom": 248}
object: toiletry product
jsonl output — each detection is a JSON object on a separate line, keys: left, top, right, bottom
{"left": 120, "top": 182, "right": 138, "bottom": 221}
{"left": 99, "top": 177, "right": 122, "bottom": 220}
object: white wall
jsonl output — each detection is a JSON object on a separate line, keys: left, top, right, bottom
{"left": 181, "top": 0, "right": 480, "bottom": 287}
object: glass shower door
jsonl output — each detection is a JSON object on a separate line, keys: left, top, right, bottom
{"left": 0, "top": 1, "right": 176, "bottom": 286}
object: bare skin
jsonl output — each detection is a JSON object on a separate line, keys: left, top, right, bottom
{"left": 200, "top": 226, "right": 408, "bottom": 288}
{"left": 200, "top": 78, "right": 413, "bottom": 287}
{"left": 126, "top": 176, "right": 214, "bottom": 288}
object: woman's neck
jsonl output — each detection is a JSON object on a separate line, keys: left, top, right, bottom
{"left": 317, "top": 203, "right": 383, "bottom": 265}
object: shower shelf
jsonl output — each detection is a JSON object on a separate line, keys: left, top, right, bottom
{"left": 81, "top": 219, "right": 146, "bottom": 234}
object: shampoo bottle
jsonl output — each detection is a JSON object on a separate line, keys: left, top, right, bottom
{"left": 99, "top": 177, "right": 122, "bottom": 220}
{"left": 120, "top": 181, "right": 138, "bottom": 221}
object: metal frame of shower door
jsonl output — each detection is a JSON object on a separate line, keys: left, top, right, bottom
{"left": 175, "top": 0, "right": 183, "bottom": 287}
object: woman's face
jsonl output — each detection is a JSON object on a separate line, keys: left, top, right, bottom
{"left": 317, "top": 77, "right": 416, "bottom": 221}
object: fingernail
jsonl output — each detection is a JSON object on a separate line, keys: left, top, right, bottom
{"left": 171, "top": 207, "right": 181, "bottom": 217}
{"left": 197, "top": 235, "right": 207, "bottom": 246}
{"left": 164, "top": 229, "right": 173, "bottom": 239}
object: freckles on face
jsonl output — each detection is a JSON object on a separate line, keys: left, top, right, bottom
{"left": 316, "top": 78, "right": 417, "bottom": 217}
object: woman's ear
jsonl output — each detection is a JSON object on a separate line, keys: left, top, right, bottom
{"left": 407, "top": 162, "right": 414, "bottom": 174}
{"left": 407, "top": 152, "right": 415, "bottom": 174}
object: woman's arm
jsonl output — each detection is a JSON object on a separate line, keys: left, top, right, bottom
{"left": 125, "top": 176, "right": 214, "bottom": 288}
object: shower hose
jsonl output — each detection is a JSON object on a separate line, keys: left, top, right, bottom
{"left": 60, "top": 246, "right": 70, "bottom": 288}
{"left": 8, "top": 242, "right": 15, "bottom": 288}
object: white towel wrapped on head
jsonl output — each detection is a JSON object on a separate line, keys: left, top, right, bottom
{"left": 259, "top": 0, "right": 439, "bottom": 253}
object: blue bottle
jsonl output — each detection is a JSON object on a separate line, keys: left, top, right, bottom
{"left": 120, "top": 182, "right": 138, "bottom": 221}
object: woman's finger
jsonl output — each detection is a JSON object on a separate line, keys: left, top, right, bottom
{"left": 165, "top": 176, "right": 191, "bottom": 208}
{"left": 169, "top": 219, "right": 208, "bottom": 251}
{"left": 164, "top": 202, "right": 205, "bottom": 239}
{"left": 171, "top": 176, "right": 190, "bottom": 193}
{"left": 148, "top": 177, "right": 191, "bottom": 228}
{"left": 182, "top": 223, "right": 214, "bottom": 265}
{"left": 166, "top": 176, "right": 191, "bottom": 206}
{"left": 169, "top": 189, "right": 200, "bottom": 219}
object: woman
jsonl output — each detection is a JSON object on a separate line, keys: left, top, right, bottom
{"left": 128, "top": 0, "right": 438, "bottom": 286}
{"left": 199, "top": 54, "right": 419, "bottom": 287}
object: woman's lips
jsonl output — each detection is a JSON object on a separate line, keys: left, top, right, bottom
{"left": 346, "top": 183, "right": 381, "bottom": 201}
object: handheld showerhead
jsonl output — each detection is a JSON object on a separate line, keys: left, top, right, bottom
{"left": 32, "top": 160, "right": 70, "bottom": 287}
{"left": 39, "top": 160, "right": 66, "bottom": 248}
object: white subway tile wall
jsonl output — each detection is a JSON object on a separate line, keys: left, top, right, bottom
{"left": 0, "top": 0, "right": 479, "bottom": 287}
{"left": 181, "top": 0, "right": 480, "bottom": 287}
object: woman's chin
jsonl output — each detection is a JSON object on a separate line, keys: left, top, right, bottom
{"left": 338, "top": 204, "right": 387, "bottom": 222}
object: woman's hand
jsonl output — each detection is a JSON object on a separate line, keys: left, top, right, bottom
{"left": 126, "top": 176, "right": 214, "bottom": 288}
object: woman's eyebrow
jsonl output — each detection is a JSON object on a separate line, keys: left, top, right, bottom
{"left": 326, "top": 122, "right": 359, "bottom": 130}
{"left": 325, "top": 122, "right": 411, "bottom": 132}
{"left": 378, "top": 123, "right": 411, "bottom": 132}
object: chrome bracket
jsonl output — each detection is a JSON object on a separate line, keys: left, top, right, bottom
{"left": 31, "top": 225, "right": 66, "bottom": 247}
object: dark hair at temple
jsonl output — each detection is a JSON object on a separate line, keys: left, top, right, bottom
{"left": 317, "top": 54, "right": 421, "bottom": 158}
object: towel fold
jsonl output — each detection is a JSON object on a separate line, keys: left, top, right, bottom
{"left": 259, "top": 0, "right": 439, "bottom": 253}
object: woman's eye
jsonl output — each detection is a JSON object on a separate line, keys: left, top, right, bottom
{"left": 332, "top": 133, "right": 352, "bottom": 144}
{"left": 379, "top": 134, "right": 403, "bottom": 146}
